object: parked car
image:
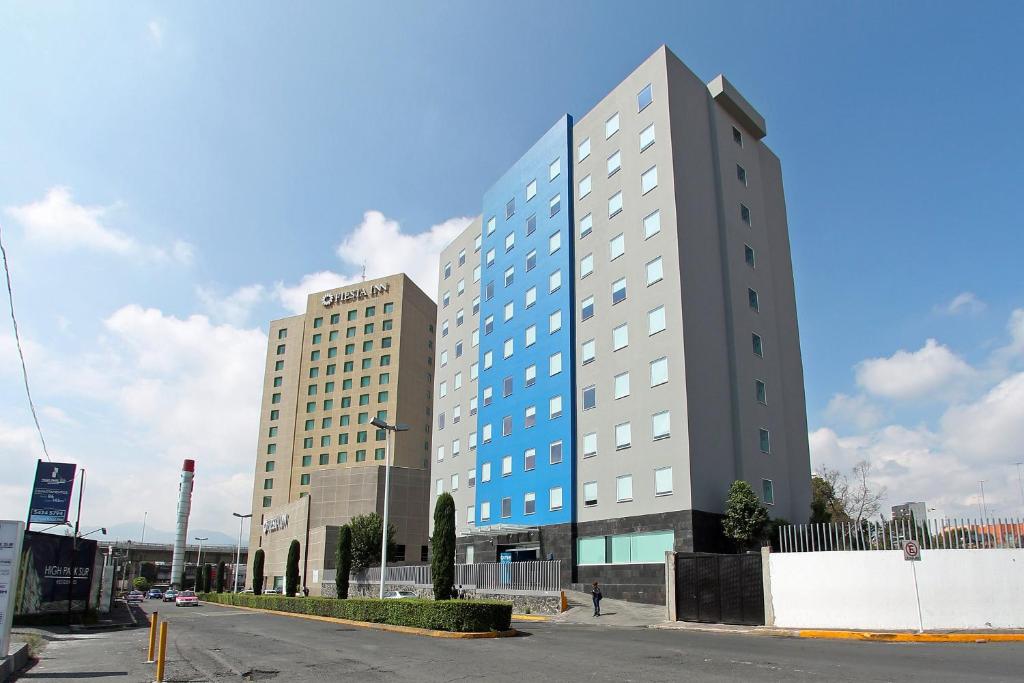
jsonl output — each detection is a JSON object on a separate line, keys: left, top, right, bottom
{"left": 263, "top": 587, "right": 282, "bottom": 594}
{"left": 382, "top": 590, "right": 417, "bottom": 599}
{"left": 126, "top": 591, "right": 145, "bottom": 604}
{"left": 162, "top": 589, "right": 178, "bottom": 602}
{"left": 147, "top": 589, "right": 163, "bottom": 600}
{"left": 175, "top": 591, "right": 200, "bottom": 607}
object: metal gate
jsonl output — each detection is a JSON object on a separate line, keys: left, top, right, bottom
{"left": 675, "top": 553, "right": 764, "bottom": 625}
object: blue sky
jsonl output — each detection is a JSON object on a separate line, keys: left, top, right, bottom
{"left": 2, "top": 1, "right": 1022, "bottom": 536}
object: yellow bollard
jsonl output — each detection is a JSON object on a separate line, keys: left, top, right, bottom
{"left": 155, "top": 621, "right": 168, "bottom": 682}
{"left": 146, "top": 611, "right": 159, "bottom": 663}
{"left": 560, "top": 591, "right": 568, "bottom": 613}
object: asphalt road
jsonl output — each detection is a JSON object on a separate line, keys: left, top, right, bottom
{"left": 18, "top": 601, "right": 1024, "bottom": 682}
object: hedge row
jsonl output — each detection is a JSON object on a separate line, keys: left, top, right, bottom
{"left": 199, "top": 593, "right": 512, "bottom": 633}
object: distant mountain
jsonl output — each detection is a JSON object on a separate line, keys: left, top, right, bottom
{"left": 100, "top": 522, "right": 240, "bottom": 546}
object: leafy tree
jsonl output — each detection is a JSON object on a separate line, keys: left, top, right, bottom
{"left": 132, "top": 576, "right": 150, "bottom": 591}
{"left": 252, "top": 549, "right": 265, "bottom": 596}
{"left": 335, "top": 526, "right": 352, "bottom": 599}
{"left": 814, "top": 461, "right": 887, "bottom": 524}
{"left": 431, "top": 493, "right": 456, "bottom": 600}
{"left": 722, "top": 480, "right": 769, "bottom": 551}
{"left": 285, "top": 540, "right": 301, "bottom": 597}
{"left": 763, "top": 517, "right": 791, "bottom": 550}
{"left": 216, "top": 562, "right": 226, "bottom": 593}
{"left": 348, "top": 513, "right": 397, "bottom": 572}
{"left": 810, "top": 475, "right": 835, "bottom": 523}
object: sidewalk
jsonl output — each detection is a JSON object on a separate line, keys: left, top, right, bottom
{"left": 551, "top": 590, "right": 665, "bottom": 627}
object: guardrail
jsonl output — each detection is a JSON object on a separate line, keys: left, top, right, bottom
{"left": 339, "top": 560, "right": 561, "bottom": 595}
{"left": 777, "top": 517, "right": 1024, "bottom": 552}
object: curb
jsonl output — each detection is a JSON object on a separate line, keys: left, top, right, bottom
{"left": 512, "top": 614, "right": 551, "bottom": 622}
{"left": 0, "top": 642, "right": 30, "bottom": 683}
{"left": 797, "top": 630, "right": 1024, "bottom": 643}
{"left": 203, "top": 601, "right": 519, "bottom": 639}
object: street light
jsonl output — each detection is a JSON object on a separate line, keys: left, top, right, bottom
{"left": 232, "top": 513, "right": 252, "bottom": 593}
{"left": 370, "top": 417, "right": 409, "bottom": 599}
{"left": 194, "top": 536, "right": 208, "bottom": 590}
{"left": 80, "top": 528, "right": 107, "bottom": 539}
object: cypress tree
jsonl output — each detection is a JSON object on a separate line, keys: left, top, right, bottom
{"left": 431, "top": 492, "right": 456, "bottom": 600}
{"left": 216, "top": 561, "right": 226, "bottom": 593}
{"left": 335, "top": 526, "right": 352, "bottom": 599}
{"left": 203, "top": 563, "right": 213, "bottom": 592}
{"left": 252, "top": 549, "right": 265, "bottom": 596}
{"left": 285, "top": 540, "right": 301, "bottom": 597}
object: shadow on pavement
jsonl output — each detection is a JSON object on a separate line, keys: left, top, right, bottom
{"left": 19, "top": 672, "right": 129, "bottom": 679}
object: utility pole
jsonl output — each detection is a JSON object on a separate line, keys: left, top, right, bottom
{"left": 370, "top": 417, "right": 409, "bottom": 599}
{"left": 232, "top": 514, "right": 251, "bottom": 593}
{"left": 66, "top": 468, "right": 85, "bottom": 625}
{"left": 141, "top": 511, "right": 148, "bottom": 544}
{"left": 194, "top": 537, "right": 208, "bottom": 590}
{"left": 979, "top": 480, "right": 989, "bottom": 520}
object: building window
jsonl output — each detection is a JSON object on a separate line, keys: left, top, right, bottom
{"left": 483, "top": 386, "right": 493, "bottom": 406}
{"left": 547, "top": 351, "right": 562, "bottom": 376}
{"left": 274, "top": 376, "right": 284, "bottom": 387}
{"left": 501, "top": 497, "right": 512, "bottom": 518}
{"left": 319, "top": 452, "right": 330, "bottom": 464}
{"left": 487, "top": 216, "right": 496, "bottom": 235}
{"left": 525, "top": 406, "right": 536, "bottom": 429}
{"left": 733, "top": 126, "right": 743, "bottom": 146}
{"left": 502, "top": 455, "right": 512, "bottom": 476}
{"left": 648, "top": 306, "right": 666, "bottom": 335}
{"left": 524, "top": 492, "right": 536, "bottom": 515}
{"left": 583, "top": 432, "right": 597, "bottom": 458}
{"left": 741, "top": 204, "right": 751, "bottom": 226}
{"left": 276, "top": 344, "right": 286, "bottom": 355}
{"left": 583, "top": 481, "right": 598, "bottom": 507}
{"left": 579, "top": 213, "right": 593, "bottom": 238}
{"left": 582, "top": 385, "right": 596, "bottom": 410}
{"left": 525, "top": 364, "right": 536, "bottom": 387}
{"left": 482, "top": 423, "right": 492, "bottom": 442}
{"left": 436, "top": 479, "right": 444, "bottom": 496}
{"left": 549, "top": 440, "right": 563, "bottom": 464}
{"left": 646, "top": 257, "right": 664, "bottom": 286}
{"left": 609, "top": 233, "right": 625, "bottom": 260}
{"left": 549, "top": 395, "right": 563, "bottom": 419}
{"left": 752, "top": 333, "right": 764, "bottom": 357}
{"left": 525, "top": 286, "right": 537, "bottom": 309}
{"left": 641, "top": 166, "right": 658, "bottom": 194}
{"left": 605, "top": 112, "right": 620, "bottom": 139}
{"left": 748, "top": 288, "right": 759, "bottom": 312}
{"left": 504, "top": 266, "right": 514, "bottom": 287}
{"left": 653, "top": 466, "right": 673, "bottom": 497}
{"left": 614, "top": 372, "right": 630, "bottom": 399}
{"left": 615, "top": 422, "right": 632, "bottom": 449}
{"left": 265, "top": 461, "right": 276, "bottom": 472}
{"left": 300, "top": 474, "right": 310, "bottom": 485}
{"left": 347, "top": 310, "right": 357, "bottom": 321}
{"left": 278, "top": 329, "right": 288, "bottom": 340}
{"left": 607, "top": 150, "right": 621, "bottom": 176}
{"left": 525, "top": 324, "right": 536, "bottom": 347}
{"left": 762, "top": 479, "right": 775, "bottom": 505}
{"left": 524, "top": 447, "right": 536, "bottom": 470}
{"left": 502, "top": 415, "right": 512, "bottom": 437}
{"left": 640, "top": 123, "right": 655, "bottom": 151}
{"left": 275, "top": 360, "right": 284, "bottom": 371}
{"left": 650, "top": 357, "right": 668, "bottom": 386}
{"left": 505, "top": 231, "right": 515, "bottom": 253}
{"left": 451, "top": 473, "right": 459, "bottom": 491}
{"left": 270, "top": 409, "right": 279, "bottom": 420}
{"left": 759, "top": 428, "right": 771, "bottom": 453}
{"left": 637, "top": 83, "right": 653, "bottom": 111}
{"left": 313, "top": 317, "right": 323, "bottom": 329}
{"left": 526, "top": 178, "right": 537, "bottom": 201}
{"left": 744, "top": 244, "right": 756, "bottom": 268}
{"left": 468, "top": 468, "right": 476, "bottom": 487}
{"left": 581, "top": 339, "right": 596, "bottom": 364}
{"left": 612, "top": 277, "right": 627, "bottom": 304}
{"left": 549, "top": 269, "right": 562, "bottom": 293}
{"left": 484, "top": 315, "right": 494, "bottom": 335}
{"left": 580, "top": 253, "right": 594, "bottom": 279}
{"left": 262, "top": 496, "right": 272, "bottom": 508}
{"left": 549, "top": 310, "right": 561, "bottom": 333}
{"left": 616, "top": 475, "right": 633, "bottom": 502}
{"left": 549, "top": 194, "right": 561, "bottom": 216}
{"left": 312, "top": 333, "right": 322, "bottom": 344}
{"left": 737, "top": 164, "right": 747, "bottom": 186}
{"left": 485, "top": 249, "right": 495, "bottom": 268}
{"left": 503, "top": 338, "right": 513, "bottom": 359}
{"left": 644, "top": 209, "right": 661, "bottom": 239}
{"left": 549, "top": 157, "right": 561, "bottom": 180}
{"left": 481, "top": 501, "right": 491, "bottom": 521}
{"left": 579, "top": 174, "right": 592, "bottom": 199}
{"left": 483, "top": 350, "right": 493, "bottom": 369}
{"left": 652, "top": 411, "right": 671, "bottom": 440}
{"left": 756, "top": 379, "right": 767, "bottom": 404}
{"left": 549, "top": 230, "right": 561, "bottom": 254}
{"left": 526, "top": 249, "right": 537, "bottom": 272}
{"left": 550, "top": 487, "right": 564, "bottom": 511}
{"left": 481, "top": 462, "right": 491, "bottom": 482}
{"left": 608, "top": 191, "right": 623, "bottom": 218}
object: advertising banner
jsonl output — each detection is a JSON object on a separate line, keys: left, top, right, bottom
{"left": 28, "top": 461, "right": 77, "bottom": 525}
{"left": 0, "top": 521, "right": 25, "bottom": 657}
{"left": 15, "top": 531, "right": 97, "bottom": 615}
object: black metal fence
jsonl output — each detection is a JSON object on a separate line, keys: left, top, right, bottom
{"left": 675, "top": 553, "right": 764, "bottom": 626}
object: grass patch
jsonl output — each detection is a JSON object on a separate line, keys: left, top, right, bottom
{"left": 199, "top": 593, "right": 512, "bottom": 633}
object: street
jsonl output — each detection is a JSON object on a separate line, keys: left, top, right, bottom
{"left": 15, "top": 601, "right": 1024, "bottom": 682}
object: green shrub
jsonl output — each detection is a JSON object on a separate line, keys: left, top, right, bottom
{"left": 252, "top": 549, "right": 265, "bottom": 596}
{"left": 198, "top": 593, "right": 512, "bottom": 633}
{"left": 286, "top": 540, "right": 300, "bottom": 597}
{"left": 335, "top": 526, "right": 352, "bottom": 600}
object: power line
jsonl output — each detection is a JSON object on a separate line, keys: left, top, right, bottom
{"left": 0, "top": 220, "right": 51, "bottom": 462}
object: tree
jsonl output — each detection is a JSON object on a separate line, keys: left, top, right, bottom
{"left": 252, "top": 549, "right": 265, "bottom": 596}
{"left": 285, "top": 540, "right": 301, "bottom": 597}
{"left": 722, "top": 480, "right": 769, "bottom": 551}
{"left": 132, "top": 576, "right": 150, "bottom": 591}
{"left": 764, "top": 517, "right": 791, "bottom": 550}
{"left": 814, "top": 461, "right": 887, "bottom": 524}
{"left": 216, "top": 562, "right": 226, "bottom": 593}
{"left": 431, "top": 493, "right": 456, "bottom": 600}
{"left": 202, "top": 563, "right": 213, "bottom": 592}
{"left": 348, "top": 513, "right": 397, "bottom": 572}
{"left": 335, "top": 526, "right": 352, "bottom": 600}
{"left": 810, "top": 474, "right": 836, "bottom": 523}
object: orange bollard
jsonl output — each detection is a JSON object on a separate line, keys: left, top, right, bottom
{"left": 155, "top": 621, "right": 168, "bottom": 682}
{"left": 146, "top": 611, "right": 159, "bottom": 663}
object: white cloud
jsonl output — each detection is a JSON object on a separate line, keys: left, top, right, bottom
{"left": 855, "top": 338, "right": 973, "bottom": 401}
{"left": 941, "top": 372, "right": 1024, "bottom": 464}
{"left": 940, "top": 292, "right": 986, "bottom": 316}
{"left": 197, "top": 284, "right": 265, "bottom": 326}
{"left": 148, "top": 20, "right": 163, "bottom": 48}
{"left": 823, "top": 393, "right": 884, "bottom": 430}
{"left": 274, "top": 211, "right": 473, "bottom": 313}
{"left": 170, "top": 240, "right": 195, "bottom": 266}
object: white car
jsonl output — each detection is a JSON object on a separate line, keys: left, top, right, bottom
{"left": 382, "top": 590, "right": 417, "bottom": 599}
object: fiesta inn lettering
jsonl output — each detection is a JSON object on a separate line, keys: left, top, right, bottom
{"left": 321, "top": 283, "right": 390, "bottom": 308}
{"left": 263, "top": 513, "right": 289, "bottom": 535}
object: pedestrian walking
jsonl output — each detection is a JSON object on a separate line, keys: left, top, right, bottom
{"left": 591, "top": 580, "right": 602, "bottom": 617}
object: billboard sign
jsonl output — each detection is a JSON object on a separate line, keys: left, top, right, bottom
{"left": 0, "top": 521, "right": 25, "bottom": 657}
{"left": 16, "top": 531, "right": 97, "bottom": 615}
{"left": 28, "top": 461, "right": 77, "bottom": 524}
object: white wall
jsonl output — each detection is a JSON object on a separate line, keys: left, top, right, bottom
{"left": 768, "top": 549, "right": 1024, "bottom": 630}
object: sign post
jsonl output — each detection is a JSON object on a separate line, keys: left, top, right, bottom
{"left": 27, "top": 461, "right": 76, "bottom": 526}
{"left": 0, "top": 521, "right": 26, "bottom": 658}
{"left": 902, "top": 539, "right": 924, "bottom": 631}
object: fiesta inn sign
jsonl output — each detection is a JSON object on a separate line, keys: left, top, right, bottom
{"left": 321, "top": 283, "right": 390, "bottom": 308}
{"left": 262, "top": 513, "right": 289, "bottom": 535}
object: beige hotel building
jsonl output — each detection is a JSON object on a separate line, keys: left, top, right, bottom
{"left": 246, "top": 273, "right": 436, "bottom": 594}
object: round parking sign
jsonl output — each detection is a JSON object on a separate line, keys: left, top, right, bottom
{"left": 902, "top": 539, "right": 921, "bottom": 561}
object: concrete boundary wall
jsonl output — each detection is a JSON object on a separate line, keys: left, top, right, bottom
{"left": 768, "top": 549, "right": 1024, "bottom": 630}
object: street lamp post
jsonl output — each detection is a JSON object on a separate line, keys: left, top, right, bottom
{"left": 232, "top": 513, "right": 252, "bottom": 593}
{"left": 370, "top": 417, "right": 409, "bottom": 599}
{"left": 194, "top": 536, "right": 208, "bottom": 590}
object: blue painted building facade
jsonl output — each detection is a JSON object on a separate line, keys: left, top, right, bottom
{"left": 475, "top": 116, "right": 575, "bottom": 528}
